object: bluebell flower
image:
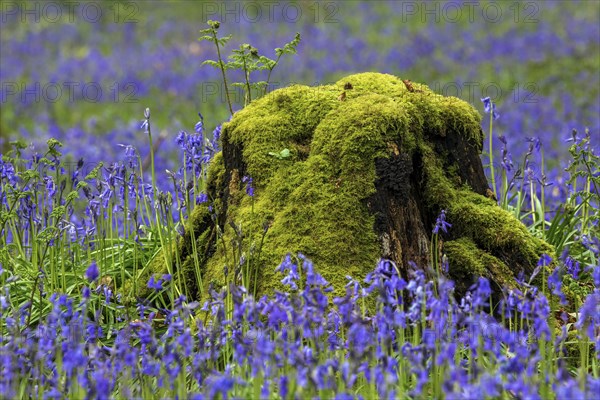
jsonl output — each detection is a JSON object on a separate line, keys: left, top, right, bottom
{"left": 564, "top": 256, "right": 580, "bottom": 280}
{"left": 303, "top": 256, "right": 329, "bottom": 287}
{"left": 481, "top": 97, "right": 499, "bottom": 120}
{"left": 212, "top": 124, "right": 222, "bottom": 143}
{"left": 432, "top": 209, "right": 452, "bottom": 234}
{"left": 482, "top": 97, "right": 492, "bottom": 113}
{"left": 279, "top": 376, "right": 288, "bottom": 399}
{"left": 85, "top": 261, "right": 99, "bottom": 282}
{"left": 501, "top": 152, "right": 514, "bottom": 173}
{"left": 547, "top": 266, "right": 567, "bottom": 305}
{"left": 0, "top": 154, "right": 17, "bottom": 185}
{"left": 117, "top": 144, "right": 136, "bottom": 158}
{"left": 206, "top": 367, "right": 240, "bottom": 399}
{"left": 242, "top": 175, "right": 254, "bottom": 197}
{"left": 176, "top": 131, "right": 187, "bottom": 149}
{"left": 195, "top": 112, "right": 204, "bottom": 134}
{"left": 43, "top": 176, "right": 56, "bottom": 199}
{"left": 565, "top": 128, "right": 578, "bottom": 143}
{"left": 471, "top": 277, "right": 491, "bottom": 309}
{"left": 196, "top": 192, "right": 208, "bottom": 204}
{"left": 592, "top": 265, "right": 600, "bottom": 288}
{"left": 526, "top": 137, "right": 542, "bottom": 152}
{"left": 147, "top": 275, "right": 163, "bottom": 291}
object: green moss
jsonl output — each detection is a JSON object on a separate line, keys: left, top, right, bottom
{"left": 206, "top": 151, "right": 226, "bottom": 190}
{"left": 419, "top": 142, "right": 555, "bottom": 287}
{"left": 133, "top": 72, "right": 554, "bottom": 302}
{"left": 445, "top": 190, "right": 555, "bottom": 272}
{"left": 444, "top": 237, "right": 515, "bottom": 293}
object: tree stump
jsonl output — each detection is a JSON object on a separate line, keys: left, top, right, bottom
{"left": 139, "top": 73, "right": 554, "bottom": 301}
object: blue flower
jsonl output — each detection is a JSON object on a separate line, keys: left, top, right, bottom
{"left": 564, "top": 256, "right": 580, "bottom": 280}
{"left": 593, "top": 265, "right": 600, "bottom": 287}
{"left": 206, "top": 367, "right": 240, "bottom": 399}
{"left": 43, "top": 176, "right": 56, "bottom": 199}
{"left": 118, "top": 144, "right": 136, "bottom": 158}
{"left": 481, "top": 97, "right": 492, "bottom": 113}
{"left": 195, "top": 112, "right": 204, "bottom": 134}
{"left": 85, "top": 261, "right": 99, "bottom": 282}
{"left": 196, "top": 192, "right": 208, "bottom": 204}
{"left": 565, "top": 128, "right": 578, "bottom": 143}
{"left": 432, "top": 209, "right": 451, "bottom": 234}
{"left": 176, "top": 131, "right": 187, "bottom": 149}
{"left": 242, "top": 175, "right": 254, "bottom": 197}
{"left": 147, "top": 275, "right": 163, "bottom": 291}
{"left": 472, "top": 277, "right": 491, "bottom": 309}
{"left": 481, "top": 97, "right": 499, "bottom": 120}
{"left": 548, "top": 266, "right": 567, "bottom": 305}
{"left": 279, "top": 376, "right": 288, "bottom": 399}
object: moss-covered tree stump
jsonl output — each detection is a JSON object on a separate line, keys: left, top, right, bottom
{"left": 137, "top": 72, "right": 554, "bottom": 301}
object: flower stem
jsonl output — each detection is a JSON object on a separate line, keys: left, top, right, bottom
{"left": 488, "top": 111, "right": 497, "bottom": 200}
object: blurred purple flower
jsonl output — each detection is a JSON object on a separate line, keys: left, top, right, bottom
{"left": 196, "top": 192, "right": 208, "bottom": 204}
{"left": 195, "top": 112, "right": 204, "bottom": 134}
{"left": 592, "top": 265, "right": 600, "bottom": 287}
{"left": 85, "top": 261, "right": 99, "bottom": 282}
{"left": 147, "top": 275, "right": 163, "bottom": 291}
{"left": 548, "top": 266, "right": 567, "bottom": 305}
{"left": 564, "top": 256, "right": 580, "bottom": 280}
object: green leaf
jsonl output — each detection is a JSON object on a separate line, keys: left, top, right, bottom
{"left": 21, "top": 170, "right": 39, "bottom": 181}
{"left": 268, "top": 148, "right": 291, "bottom": 160}
{"left": 66, "top": 190, "right": 79, "bottom": 202}
{"left": 75, "top": 181, "right": 88, "bottom": 190}
{"left": 259, "top": 56, "right": 276, "bottom": 69}
{"left": 202, "top": 60, "right": 220, "bottom": 68}
{"left": 250, "top": 81, "right": 268, "bottom": 89}
{"left": 9, "top": 140, "right": 27, "bottom": 150}
{"left": 207, "top": 20, "right": 220, "bottom": 29}
{"left": 279, "top": 32, "right": 301, "bottom": 56}
{"left": 217, "top": 35, "right": 232, "bottom": 46}
{"left": 84, "top": 162, "right": 103, "bottom": 180}
{"left": 279, "top": 148, "right": 291, "bottom": 159}
{"left": 50, "top": 205, "right": 66, "bottom": 219}
{"left": 36, "top": 227, "right": 58, "bottom": 243}
{"left": 47, "top": 138, "right": 63, "bottom": 158}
